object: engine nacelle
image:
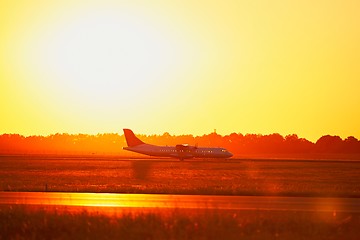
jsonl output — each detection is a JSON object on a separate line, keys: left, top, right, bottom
{"left": 175, "top": 144, "right": 197, "bottom": 151}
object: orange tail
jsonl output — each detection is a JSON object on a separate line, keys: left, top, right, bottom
{"left": 123, "top": 129, "right": 145, "bottom": 147}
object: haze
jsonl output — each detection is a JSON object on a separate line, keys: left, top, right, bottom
{"left": 1, "top": 0, "right": 359, "bottom": 141}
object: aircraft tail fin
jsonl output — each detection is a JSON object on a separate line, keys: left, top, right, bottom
{"left": 123, "top": 129, "right": 145, "bottom": 147}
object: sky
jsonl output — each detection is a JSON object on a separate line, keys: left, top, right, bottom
{"left": 1, "top": 0, "right": 359, "bottom": 142}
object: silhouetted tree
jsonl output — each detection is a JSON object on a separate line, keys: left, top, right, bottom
{"left": 0, "top": 131, "right": 359, "bottom": 157}
{"left": 316, "top": 135, "right": 343, "bottom": 153}
{"left": 343, "top": 136, "right": 360, "bottom": 153}
{"left": 284, "top": 134, "right": 314, "bottom": 153}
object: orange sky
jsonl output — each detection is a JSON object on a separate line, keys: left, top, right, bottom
{"left": 1, "top": 0, "right": 359, "bottom": 141}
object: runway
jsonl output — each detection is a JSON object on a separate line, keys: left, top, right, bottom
{"left": 1, "top": 192, "right": 360, "bottom": 213}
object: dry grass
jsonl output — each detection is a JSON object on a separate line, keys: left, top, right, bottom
{"left": 1, "top": 205, "right": 359, "bottom": 240}
{"left": 1, "top": 155, "right": 360, "bottom": 239}
{"left": 1, "top": 155, "right": 360, "bottom": 197}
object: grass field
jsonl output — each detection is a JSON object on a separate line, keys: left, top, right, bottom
{"left": 1, "top": 205, "right": 359, "bottom": 240}
{"left": 1, "top": 155, "right": 360, "bottom": 239}
{"left": 1, "top": 155, "right": 360, "bottom": 197}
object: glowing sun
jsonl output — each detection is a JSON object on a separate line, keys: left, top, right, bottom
{"left": 28, "top": 7, "right": 185, "bottom": 110}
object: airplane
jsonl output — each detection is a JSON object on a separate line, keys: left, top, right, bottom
{"left": 123, "top": 129, "right": 233, "bottom": 160}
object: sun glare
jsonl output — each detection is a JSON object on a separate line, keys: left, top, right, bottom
{"left": 1, "top": 1, "right": 359, "bottom": 138}
{"left": 27, "top": 7, "right": 185, "bottom": 112}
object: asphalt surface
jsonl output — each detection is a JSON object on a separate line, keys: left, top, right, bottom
{"left": 1, "top": 192, "right": 359, "bottom": 213}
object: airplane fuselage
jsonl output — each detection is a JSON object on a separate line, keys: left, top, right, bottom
{"left": 122, "top": 129, "right": 233, "bottom": 160}
{"left": 123, "top": 144, "right": 233, "bottom": 159}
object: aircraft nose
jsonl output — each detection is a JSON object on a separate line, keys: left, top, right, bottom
{"left": 227, "top": 152, "right": 233, "bottom": 158}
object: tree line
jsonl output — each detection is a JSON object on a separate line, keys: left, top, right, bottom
{"left": 0, "top": 132, "right": 359, "bottom": 157}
